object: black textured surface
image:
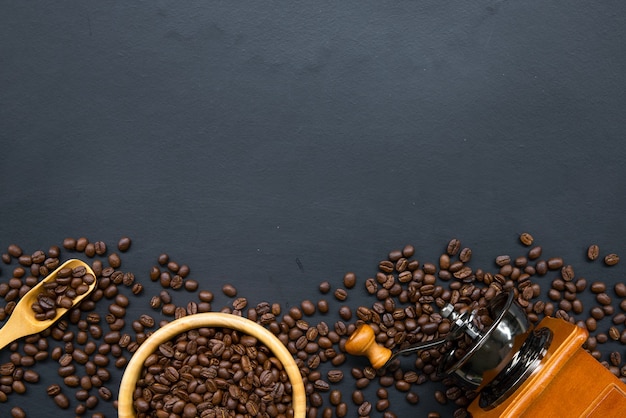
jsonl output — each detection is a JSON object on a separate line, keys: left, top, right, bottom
{"left": 1, "top": 1, "right": 626, "bottom": 417}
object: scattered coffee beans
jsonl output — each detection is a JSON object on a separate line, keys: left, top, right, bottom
{"left": 1, "top": 232, "right": 625, "bottom": 417}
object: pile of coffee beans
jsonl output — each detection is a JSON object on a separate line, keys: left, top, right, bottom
{"left": 1, "top": 233, "right": 625, "bottom": 417}
{"left": 31, "top": 265, "right": 96, "bottom": 321}
{"left": 133, "top": 328, "right": 294, "bottom": 417}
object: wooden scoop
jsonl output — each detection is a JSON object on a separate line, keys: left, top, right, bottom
{"left": 0, "top": 259, "right": 97, "bottom": 350}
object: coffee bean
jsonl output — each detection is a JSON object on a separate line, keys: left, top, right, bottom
{"left": 222, "top": 284, "right": 237, "bottom": 297}
{"left": 336, "top": 402, "right": 348, "bottom": 417}
{"left": 358, "top": 401, "right": 372, "bottom": 416}
{"left": 597, "top": 293, "right": 612, "bottom": 306}
{"left": 604, "top": 253, "right": 620, "bottom": 266}
{"left": 10, "top": 407, "right": 26, "bottom": 418}
{"left": 294, "top": 300, "right": 315, "bottom": 317}
{"left": 547, "top": 257, "right": 564, "bottom": 270}
{"left": 169, "top": 274, "right": 183, "bottom": 289}
{"left": 154, "top": 253, "right": 168, "bottom": 266}
{"left": 406, "top": 391, "right": 420, "bottom": 404}
{"left": 314, "top": 379, "right": 330, "bottom": 391}
{"left": 343, "top": 272, "right": 356, "bottom": 289}
{"left": 338, "top": 305, "right": 352, "bottom": 320}
{"left": 117, "top": 237, "right": 132, "bottom": 252}
{"left": 375, "top": 398, "right": 389, "bottom": 411}
{"left": 495, "top": 255, "right": 510, "bottom": 267}
{"left": 590, "top": 281, "right": 606, "bottom": 293}
{"left": 108, "top": 253, "right": 121, "bottom": 268}
{"left": 54, "top": 392, "right": 70, "bottom": 409}
{"left": 184, "top": 279, "right": 198, "bottom": 292}
{"left": 561, "top": 265, "right": 575, "bottom": 281}
{"left": 519, "top": 232, "right": 534, "bottom": 246}
{"left": 434, "top": 390, "right": 447, "bottom": 404}
{"left": 615, "top": 282, "right": 626, "bottom": 297}
{"left": 586, "top": 244, "right": 600, "bottom": 260}
{"left": 327, "top": 369, "right": 344, "bottom": 383}
{"left": 459, "top": 247, "right": 472, "bottom": 263}
{"left": 334, "top": 288, "right": 348, "bottom": 301}
{"left": 447, "top": 238, "right": 461, "bottom": 256}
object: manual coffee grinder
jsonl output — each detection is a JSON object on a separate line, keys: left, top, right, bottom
{"left": 345, "top": 291, "right": 626, "bottom": 417}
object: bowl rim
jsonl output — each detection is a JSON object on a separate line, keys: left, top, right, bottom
{"left": 118, "top": 312, "right": 306, "bottom": 418}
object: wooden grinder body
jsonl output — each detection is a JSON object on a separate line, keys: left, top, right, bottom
{"left": 468, "top": 317, "right": 626, "bottom": 418}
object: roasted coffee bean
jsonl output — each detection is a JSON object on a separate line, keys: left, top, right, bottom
{"left": 155, "top": 253, "right": 168, "bottom": 266}
{"left": 166, "top": 260, "right": 179, "bottom": 273}
{"left": 170, "top": 274, "right": 183, "bottom": 289}
{"left": 495, "top": 255, "right": 510, "bottom": 266}
{"left": 197, "top": 290, "right": 213, "bottom": 303}
{"left": 375, "top": 399, "right": 389, "bottom": 411}
{"left": 232, "top": 297, "right": 248, "bottom": 310}
{"left": 604, "top": 253, "right": 620, "bottom": 266}
{"left": 334, "top": 288, "right": 348, "bottom": 301}
{"left": 149, "top": 295, "right": 161, "bottom": 309}
{"left": 459, "top": 247, "right": 472, "bottom": 263}
{"left": 434, "top": 390, "right": 447, "bottom": 405}
{"left": 547, "top": 257, "right": 564, "bottom": 270}
{"left": 447, "top": 239, "right": 461, "bottom": 256}
{"left": 561, "top": 265, "right": 575, "bottom": 281}
{"left": 343, "top": 272, "right": 356, "bottom": 288}
{"left": 327, "top": 369, "right": 344, "bottom": 383}
{"left": 186, "top": 301, "right": 198, "bottom": 315}
{"left": 98, "top": 386, "right": 113, "bottom": 401}
{"left": 358, "top": 401, "right": 372, "bottom": 416}
{"left": 117, "top": 236, "right": 132, "bottom": 252}
{"left": 139, "top": 314, "right": 155, "bottom": 328}
{"left": 406, "top": 391, "right": 420, "bottom": 404}
{"left": 222, "top": 284, "right": 237, "bottom": 297}
{"left": 590, "top": 281, "right": 606, "bottom": 293}
{"left": 181, "top": 278, "right": 197, "bottom": 292}
{"left": 7, "top": 244, "right": 23, "bottom": 257}
{"left": 338, "top": 305, "right": 352, "bottom": 320}
{"left": 615, "top": 282, "right": 626, "bottom": 297}
{"left": 108, "top": 253, "right": 121, "bottom": 268}
{"left": 597, "top": 293, "right": 612, "bottom": 306}
{"left": 131, "top": 282, "right": 143, "bottom": 295}
{"left": 519, "top": 232, "right": 534, "bottom": 246}
{"left": 365, "top": 278, "right": 378, "bottom": 294}
{"left": 317, "top": 280, "right": 331, "bottom": 294}
{"left": 108, "top": 303, "right": 126, "bottom": 318}
{"left": 336, "top": 402, "right": 348, "bottom": 417}
{"left": 587, "top": 244, "right": 600, "bottom": 260}
{"left": 300, "top": 299, "right": 316, "bottom": 316}
{"left": 54, "top": 392, "right": 70, "bottom": 409}
{"left": 610, "top": 351, "right": 622, "bottom": 367}
{"left": 328, "top": 389, "right": 342, "bottom": 406}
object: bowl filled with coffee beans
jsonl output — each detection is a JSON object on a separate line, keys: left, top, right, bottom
{"left": 118, "top": 312, "right": 307, "bottom": 418}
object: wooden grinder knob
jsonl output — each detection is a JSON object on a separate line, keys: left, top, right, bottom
{"left": 345, "top": 323, "right": 392, "bottom": 369}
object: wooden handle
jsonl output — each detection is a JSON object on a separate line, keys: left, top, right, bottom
{"left": 345, "top": 323, "right": 392, "bottom": 369}
{"left": 118, "top": 313, "right": 306, "bottom": 418}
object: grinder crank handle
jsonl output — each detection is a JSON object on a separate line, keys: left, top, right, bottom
{"left": 345, "top": 323, "right": 447, "bottom": 369}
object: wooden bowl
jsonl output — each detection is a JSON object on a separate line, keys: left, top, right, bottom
{"left": 118, "top": 313, "right": 306, "bottom": 417}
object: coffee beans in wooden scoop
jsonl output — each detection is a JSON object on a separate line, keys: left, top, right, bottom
{"left": 31, "top": 265, "right": 95, "bottom": 321}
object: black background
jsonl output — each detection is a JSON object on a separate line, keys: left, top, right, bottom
{"left": 1, "top": 1, "right": 626, "bottom": 417}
